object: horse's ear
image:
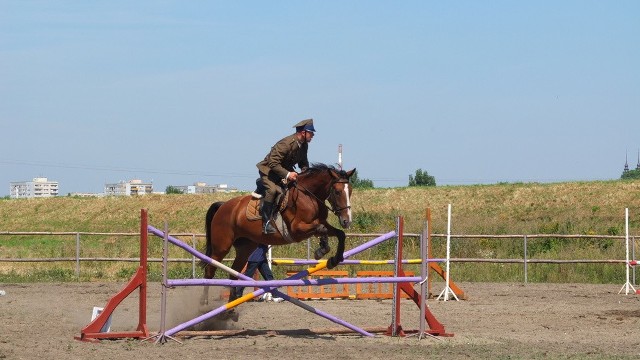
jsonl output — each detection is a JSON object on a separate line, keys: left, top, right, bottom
{"left": 346, "top": 168, "right": 356, "bottom": 179}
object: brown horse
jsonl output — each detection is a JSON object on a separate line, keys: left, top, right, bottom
{"left": 201, "top": 163, "right": 355, "bottom": 302}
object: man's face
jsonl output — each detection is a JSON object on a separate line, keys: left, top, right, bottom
{"left": 304, "top": 131, "right": 315, "bottom": 142}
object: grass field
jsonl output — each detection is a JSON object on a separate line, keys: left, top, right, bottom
{"left": 1, "top": 179, "right": 639, "bottom": 283}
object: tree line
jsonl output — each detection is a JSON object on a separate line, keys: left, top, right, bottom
{"left": 351, "top": 168, "right": 435, "bottom": 189}
{"left": 621, "top": 169, "right": 640, "bottom": 180}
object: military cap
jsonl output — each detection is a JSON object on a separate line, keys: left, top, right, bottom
{"left": 293, "top": 118, "right": 316, "bottom": 132}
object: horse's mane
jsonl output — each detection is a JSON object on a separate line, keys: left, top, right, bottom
{"left": 301, "top": 163, "right": 349, "bottom": 178}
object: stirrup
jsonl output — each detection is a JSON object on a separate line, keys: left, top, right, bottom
{"left": 263, "top": 220, "right": 276, "bottom": 234}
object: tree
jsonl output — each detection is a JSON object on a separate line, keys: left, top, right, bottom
{"left": 409, "top": 169, "right": 436, "bottom": 187}
{"left": 350, "top": 170, "right": 374, "bottom": 188}
{"left": 165, "top": 186, "right": 184, "bottom": 194}
{"left": 621, "top": 169, "right": 640, "bottom": 180}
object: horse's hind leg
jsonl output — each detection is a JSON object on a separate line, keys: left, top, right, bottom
{"left": 200, "top": 264, "right": 217, "bottom": 306}
{"left": 227, "top": 238, "right": 257, "bottom": 303}
{"left": 200, "top": 247, "right": 229, "bottom": 306}
{"left": 314, "top": 234, "right": 331, "bottom": 260}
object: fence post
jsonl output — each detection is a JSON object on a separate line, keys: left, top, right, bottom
{"left": 523, "top": 235, "right": 528, "bottom": 284}
{"left": 191, "top": 235, "right": 197, "bottom": 278}
{"left": 75, "top": 232, "right": 81, "bottom": 278}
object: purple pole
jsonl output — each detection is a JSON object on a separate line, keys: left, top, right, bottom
{"left": 167, "top": 276, "right": 422, "bottom": 287}
{"left": 272, "top": 259, "right": 446, "bottom": 265}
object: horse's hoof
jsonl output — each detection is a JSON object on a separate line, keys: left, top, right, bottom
{"left": 314, "top": 248, "right": 329, "bottom": 260}
{"left": 222, "top": 310, "right": 239, "bottom": 322}
{"left": 327, "top": 255, "right": 344, "bottom": 269}
{"left": 216, "top": 309, "right": 240, "bottom": 322}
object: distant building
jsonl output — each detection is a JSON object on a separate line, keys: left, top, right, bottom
{"left": 9, "top": 177, "right": 59, "bottom": 199}
{"left": 104, "top": 179, "right": 153, "bottom": 196}
{"left": 172, "top": 182, "right": 238, "bottom": 194}
{"left": 622, "top": 150, "right": 640, "bottom": 173}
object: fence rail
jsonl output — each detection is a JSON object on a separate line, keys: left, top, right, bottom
{"left": 0, "top": 231, "right": 637, "bottom": 283}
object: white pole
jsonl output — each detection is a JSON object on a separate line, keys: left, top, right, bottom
{"left": 437, "top": 204, "right": 458, "bottom": 301}
{"left": 338, "top": 144, "right": 343, "bottom": 170}
{"left": 619, "top": 208, "right": 636, "bottom": 295}
{"left": 626, "top": 208, "right": 629, "bottom": 293}
{"left": 445, "top": 204, "right": 451, "bottom": 301}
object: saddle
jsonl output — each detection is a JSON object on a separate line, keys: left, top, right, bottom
{"left": 245, "top": 190, "right": 293, "bottom": 242}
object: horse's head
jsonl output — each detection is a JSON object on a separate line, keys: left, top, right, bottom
{"left": 297, "top": 163, "right": 356, "bottom": 229}
{"left": 327, "top": 167, "right": 355, "bottom": 229}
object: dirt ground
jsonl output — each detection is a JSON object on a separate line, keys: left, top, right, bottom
{"left": 1, "top": 281, "right": 639, "bottom": 359}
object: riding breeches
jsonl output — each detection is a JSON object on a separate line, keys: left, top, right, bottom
{"left": 260, "top": 172, "right": 284, "bottom": 203}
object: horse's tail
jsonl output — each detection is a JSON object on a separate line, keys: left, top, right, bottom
{"left": 200, "top": 201, "right": 225, "bottom": 269}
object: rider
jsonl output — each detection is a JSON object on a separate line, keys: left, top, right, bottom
{"left": 256, "top": 119, "right": 315, "bottom": 234}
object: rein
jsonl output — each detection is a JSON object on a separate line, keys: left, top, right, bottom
{"left": 293, "top": 179, "right": 351, "bottom": 216}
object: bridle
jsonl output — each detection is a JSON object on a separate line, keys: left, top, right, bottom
{"left": 293, "top": 178, "right": 351, "bottom": 216}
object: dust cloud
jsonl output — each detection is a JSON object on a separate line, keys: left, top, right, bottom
{"left": 166, "top": 286, "right": 240, "bottom": 331}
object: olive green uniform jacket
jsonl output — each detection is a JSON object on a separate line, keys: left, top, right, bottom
{"left": 257, "top": 133, "right": 309, "bottom": 203}
{"left": 257, "top": 133, "right": 309, "bottom": 179}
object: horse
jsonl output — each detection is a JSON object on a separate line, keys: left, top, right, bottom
{"left": 200, "top": 163, "right": 355, "bottom": 305}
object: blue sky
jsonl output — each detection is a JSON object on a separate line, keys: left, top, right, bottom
{"left": 1, "top": 1, "right": 639, "bottom": 195}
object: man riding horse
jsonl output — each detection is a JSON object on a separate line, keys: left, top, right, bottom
{"left": 256, "top": 119, "right": 316, "bottom": 234}
{"left": 199, "top": 118, "right": 353, "bottom": 309}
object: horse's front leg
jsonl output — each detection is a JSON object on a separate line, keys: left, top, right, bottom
{"left": 326, "top": 227, "right": 345, "bottom": 269}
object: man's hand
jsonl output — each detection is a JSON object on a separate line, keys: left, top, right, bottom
{"left": 287, "top": 172, "right": 298, "bottom": 182}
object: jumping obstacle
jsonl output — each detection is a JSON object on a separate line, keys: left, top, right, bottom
{"left": 154, "top": 226, "right": 394, "bottom": 337}
{"left": 76, "top": 209, "right": 452, "bottom": 341}
{"left": 153, "top": 213, "right": 451, "bottom": 339}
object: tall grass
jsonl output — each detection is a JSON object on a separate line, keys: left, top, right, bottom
{"left": 1, "top": 179, "right": 639, "bottom": 283}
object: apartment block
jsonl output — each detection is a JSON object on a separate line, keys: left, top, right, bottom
{"left": 104, "top": 179, "right": 153, "bottom": 196}
{"left": 10, "top": 177, "right": 59, "bottom": 198}
{"left": 173, "top": 182, "right": 236, "bottom": 194}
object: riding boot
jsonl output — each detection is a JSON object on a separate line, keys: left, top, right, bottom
{"left": 261, "top": 201, "right": 277, "bottom": 234}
